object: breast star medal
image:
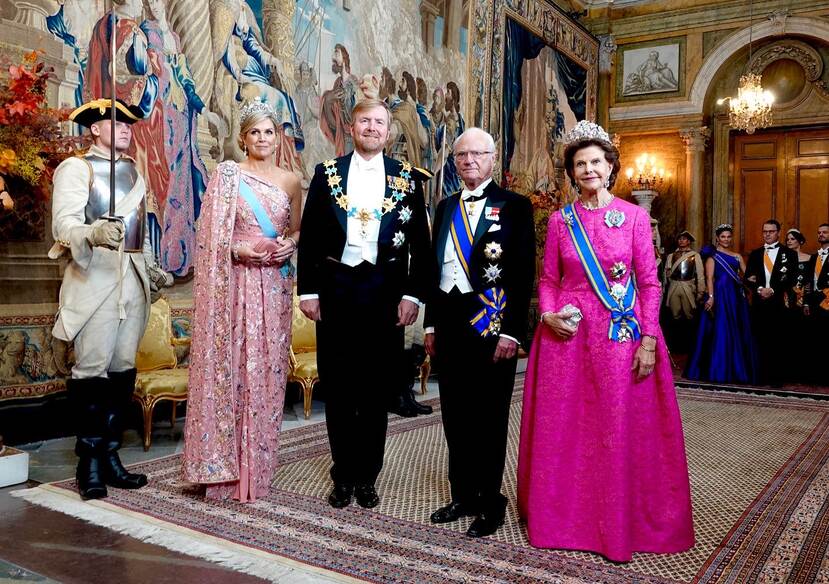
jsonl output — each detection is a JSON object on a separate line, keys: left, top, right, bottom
{"left": 483, "top": 263, "right": 502, "bottom": 283}
{"left": 610, "top": 282, "right": 626, "bottom": 301}
{"left": 610, "top": 261, "right": 627, "bottom": 279}
{"left": 392, "top": 231, "right": 406, "bottom": 248}
{"left": 604, "top": 209, "right": 625, "bottom": 228}
{"left": 484, "top": 242, "right": 503, "bottom": 261}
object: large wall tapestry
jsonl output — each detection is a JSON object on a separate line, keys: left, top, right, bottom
{"left": 468, "top": 0, "right": 598, "bottom": 255}
{"left": 26, "top": 0, "right": 468, "bottom": 277}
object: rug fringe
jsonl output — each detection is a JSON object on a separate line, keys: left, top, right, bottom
{"left": 12, "top": 485, "right": 346, "bottom": 583}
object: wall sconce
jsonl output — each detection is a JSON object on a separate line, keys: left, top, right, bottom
{"left": 625, "top": 153, "right": 669, "bottom": 191}
{"left": 625, "top": 153, "right": 670, "bottom": 214}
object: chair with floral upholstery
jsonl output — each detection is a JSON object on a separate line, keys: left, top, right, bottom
{"left": 132, "top": 297, "right": 190, "bottom": 450}
{"left": 288, "top": 291, "right": 319, "bottom": 419}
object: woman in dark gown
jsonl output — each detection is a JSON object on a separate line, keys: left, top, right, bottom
{"left": 784, "top": 229, "right": 812, "bottom": 382}
{"left": 685, "top": 224, "right": 759, "bottom": 384}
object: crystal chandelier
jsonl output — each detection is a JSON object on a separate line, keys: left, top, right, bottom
{"left": 716, "top": 0, "right": 774, "bottom": 133}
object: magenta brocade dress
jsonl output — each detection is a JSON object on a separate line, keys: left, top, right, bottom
{"left": 517, "top": 197, "right": 694, "bottom": 562}
{"left": 183, "top": 164, "right": 293, "bottom": 503}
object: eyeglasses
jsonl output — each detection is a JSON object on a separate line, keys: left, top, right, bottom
{"left": 453, "top": 150, "right": 494, "bottom": 160}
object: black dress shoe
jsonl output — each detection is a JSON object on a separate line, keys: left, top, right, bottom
{"left": 402, "top": 389, "right": 433, "bottom": 415}
{"left": 389, "top": 395, "right": 418, "bottom": 417}
{"left": 466, "top": 511, "right": 505, "bottom": 538}
{"left": 328, "top": 484, "right": 353, "bottom": 508}
{"left": 430, "top": 501, "right": 477, "bottom": 524}
{"left": 354, "top": 484, "right": 380, "bottom": 508}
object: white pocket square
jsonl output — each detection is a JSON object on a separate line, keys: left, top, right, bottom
{"left": 488, "top": 224, "right": 502, "bottom": 233}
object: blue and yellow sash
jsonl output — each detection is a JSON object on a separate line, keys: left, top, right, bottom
{"left": 451, "top": 200, "right": 506, "bottom": 337}
{"left": 470, "top": 287, "right": 507, "bottom": 337}
{"left": 449, "top": 199, "right": 474, "bottom": 280}
{"left": 561, "top": 203, "right": 640, "bottom": 342}
{"left": 238, "top": 180, "right": 294, "bottom": 278}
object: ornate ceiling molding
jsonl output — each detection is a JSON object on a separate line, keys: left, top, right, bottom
{"left": 747, "top": 40, "right": 822, "bottom": 81}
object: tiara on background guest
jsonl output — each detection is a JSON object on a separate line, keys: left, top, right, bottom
{"left": 239, "top": 97, "right": 276, "bottom": 125}
{"left": 563, "top": 120, "right": 611, "bottom": 147}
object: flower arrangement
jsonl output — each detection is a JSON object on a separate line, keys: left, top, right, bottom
{"left": 0, "top": 51, "right": 78, "bottom": 213}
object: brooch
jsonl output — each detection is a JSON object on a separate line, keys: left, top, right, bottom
{"left": 392, "top": 231, "right": 406, "bottom": 248}
{"left": 398, "top": 206, "right": 412, "bottom": 224}
{"left": 604, "top": 209, "right": 625, "bottom": 228}
{"left": 484, "top": 242, "right": 503, "bottom": 261}
{"left": 483, "top": 263, "right": 502, "bottom": 283}
{"left": 562, "top": 211, "right": 574, "bottom": 226}
{"left": 610, "top": 261, "right": 627, "bottom": 279}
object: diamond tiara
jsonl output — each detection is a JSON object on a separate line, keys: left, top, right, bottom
{"left": 562, "top": 120, "right": 611, "bottom": 147}
{"left": 715, "top": 223, "right": 733, "bottom": 231}
{"left": 239, "top": 97, "right": 276, "bottom": 125}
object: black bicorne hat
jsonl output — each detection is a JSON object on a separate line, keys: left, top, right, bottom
{"left": 69, "top": 98, "right": 144, "bottom": 127}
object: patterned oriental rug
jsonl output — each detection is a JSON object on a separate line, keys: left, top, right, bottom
{"left": 14, "top": 384, "right": 829, "bottom": 583}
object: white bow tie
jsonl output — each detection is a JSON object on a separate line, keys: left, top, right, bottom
{"left": 818, "top": 249, "right": 829, "bottom": 257}
{"left": 462, "top": 189, "right": 485, "bottom": 201}
{"left": 355, "top": 155, "right": 384, "bottom": 172}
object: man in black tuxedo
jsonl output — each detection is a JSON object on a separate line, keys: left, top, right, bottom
{"left": 297, "top": 99, "right": 432, "bottom": 509}
{"left": 805, "top": 223, "right": 829, "bottom": 385}
{"left": 424, "top": 127, "right": 535, "bottom": 537}
{"left": 744, "top": 219, "right": 797, "bottom": 385}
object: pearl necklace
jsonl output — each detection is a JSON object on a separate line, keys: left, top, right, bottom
{"left": 578, "top": 194, "right": 615, "bottom": 210}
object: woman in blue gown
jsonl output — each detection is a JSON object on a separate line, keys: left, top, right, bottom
{"left": 685, "top": 224, "right": 759, "bottom": 384}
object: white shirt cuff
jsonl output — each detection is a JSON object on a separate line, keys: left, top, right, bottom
{"left": 299, "top": 294, "right": 319, "bottom": 301}
{"left": 499, "top": 334, "right": 520, "bottom": 345}
{"left": 424, "top": 326, "right": 435, "bottom": 335}
{"left": 401, "top": 295, "right": 421, "bottom": 306}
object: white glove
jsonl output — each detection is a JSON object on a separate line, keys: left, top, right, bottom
{"left": 89, "top": 219, "right": 124, "bottom": 249}
{"left": 147, "top": 264, "right": 174, "bottom": 291}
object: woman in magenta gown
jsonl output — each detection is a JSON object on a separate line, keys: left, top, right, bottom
{"left": 517, "top": 121, "right": 694, "bottom": 562}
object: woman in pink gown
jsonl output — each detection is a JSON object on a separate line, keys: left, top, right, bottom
{"left": 183, "top": 100, "right": 302, "bottom": 502}
{"left": 517, "top": 121, "right": 694, "bottom": 562}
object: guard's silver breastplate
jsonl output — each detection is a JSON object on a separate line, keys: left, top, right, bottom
{"left": 84, "top": 154, "right": 146, "bottom": 251}
{"left": 671, "top": 258, "right": 696, "bottom": 281}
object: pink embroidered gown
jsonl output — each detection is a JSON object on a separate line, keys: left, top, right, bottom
{"left": 517, "top": 197, "right": 694, "bottom": 562}
{"left": 183, "top": 163, "right": 293, "bottom": 502}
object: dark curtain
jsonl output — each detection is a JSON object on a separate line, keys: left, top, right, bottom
{"left": 503, "top": 18, "right": 545, "bottom": 170}
{"left": 555, "top": 50, "right": 587, "bottom": 122}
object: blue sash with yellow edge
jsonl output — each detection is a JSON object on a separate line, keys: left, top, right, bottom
{"left": 450, "top": 199, "right": 506, "bottom": 337}
{"left": 238, "top": 180, "right": 295, "bottom": 279}
{"left": 561, "top": 203, "right": 641, "bottom": 342}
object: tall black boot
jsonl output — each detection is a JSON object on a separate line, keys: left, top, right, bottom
{"left": 103, "top": 369, "right": 147, "bottom": 489}
{"left": 67, "top": 378, "right": 109, "bottom": 500}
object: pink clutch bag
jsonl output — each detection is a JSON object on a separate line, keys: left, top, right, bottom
{"left": 253, "top": 238, "right": 279, "bottom": 254}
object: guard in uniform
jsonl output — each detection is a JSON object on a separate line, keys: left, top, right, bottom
{"left": 663, "top": 231, "right": 704, "bottom": 353}
{"left": 49, "top": 98, "right": 172, "bottom": 499}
